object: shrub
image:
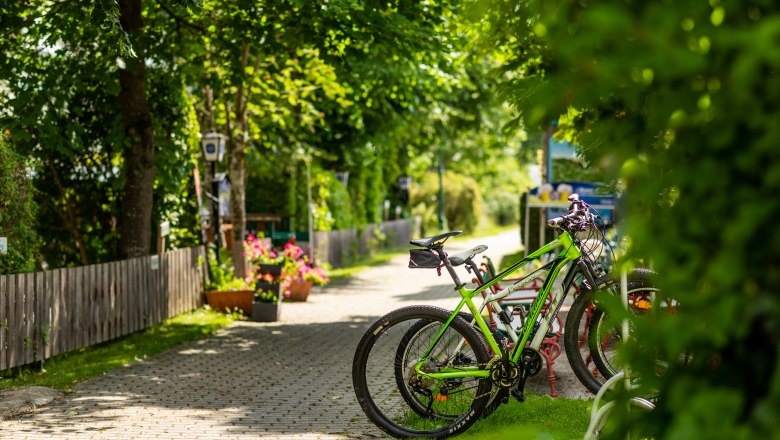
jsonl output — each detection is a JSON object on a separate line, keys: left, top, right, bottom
{"left": 410, "top": 171, "right": 482, "bottom": 234}
{"left": 0, "top": 139, "right": 38, "bottom": 274}
{"left": 483, "top": 189, "right": 519, "bottom": 226}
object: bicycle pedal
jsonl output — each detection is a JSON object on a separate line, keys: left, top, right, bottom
{"left": 511, "top": 389, "right": 526, "bottom": 403}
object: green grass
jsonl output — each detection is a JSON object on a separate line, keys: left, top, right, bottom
{"left": 402, "top": 394, "right": 591, "bottom": 439}
{"left": 458, "top": 395, "right": 591, "bottom": 440}
{"left": 450, "top": 223, "right": 519, "bottom": 244}
{"left": 0, "top": 307, "right": 237, "bottom": 392}
{"left": 499, "top": 249, "right": 525, "bottom": 271}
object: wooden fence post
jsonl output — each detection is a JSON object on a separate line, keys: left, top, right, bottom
{"left": 0, "top": 275, "right": 6, "bottom": 370}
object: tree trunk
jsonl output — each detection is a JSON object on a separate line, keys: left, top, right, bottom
{"left": 196, "top": 85, "right": 215, "bottom": 246}
{"left": 226, "top": 43, "right": 258, "bottom": 279}
{"left": 118, "top": 0, "right": 155, "bottom": 259}
{"left": 228, "top": 134, "right": 247, "bottom": 278}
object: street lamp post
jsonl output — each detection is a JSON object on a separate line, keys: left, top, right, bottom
{"left": 306, "top": 157, "right": 315, "bottom": 262}
{"left": 397, "top": 175, "right": 412, "bottom": 219}
{"left": 438, "top": 147, "right": 445, "bottom": 232}
{"left": 201, "top": 132, "right": 226, "bottom": 260}
{"left": 397, "top": 175, "right": 412, "bottom": 193}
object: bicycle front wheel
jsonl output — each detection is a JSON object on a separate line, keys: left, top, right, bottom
{"left": 564, "top": 290, "right": 607, "bottom": 394}
{"left": 353, "top": 305, "right": 493, "bottom": 438}
{"left": 588, "top": 271, "right": 659, "bottom": 379}
{"left": 563, "top": 268, "right": 657, "bottom": 394}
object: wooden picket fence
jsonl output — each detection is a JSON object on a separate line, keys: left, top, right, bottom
{"left": 313, "top": 217, "right": 420, "bottom": 268}
{"left": 0, "top": 246, "right": 206, "bottom": 371}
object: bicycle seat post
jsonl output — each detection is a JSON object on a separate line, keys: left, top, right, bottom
{"left": 433, "top": 245, "right": 464, "bottom": 289}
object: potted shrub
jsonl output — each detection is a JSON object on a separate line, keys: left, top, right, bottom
{"left": 279, "top": 243, "right": 329, "bottom": 302}
{"left": 203, "top": 249, "right": 255, "bottom": 315}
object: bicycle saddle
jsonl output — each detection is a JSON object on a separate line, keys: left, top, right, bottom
{"left": 448, "top": 245, "right": 488, "bottom": 266}
{"left": 409, "top": 230, "right": 462, "bottom": 248}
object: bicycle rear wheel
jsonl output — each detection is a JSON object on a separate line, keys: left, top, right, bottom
{"left": 396, "top": 314, "right": 507, "bottom": 420}
{"left": 353, "top": 305, "right": 493, "bottom": 438}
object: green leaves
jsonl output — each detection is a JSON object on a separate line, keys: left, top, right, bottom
{"left": 481, "top": 0, "right": 780, "bottom": 437}
{"left": 1, "top": 0, "right": 536, "bottom": 268}
{"left": 0, "top": 140, "right": 38, "bottom": 274}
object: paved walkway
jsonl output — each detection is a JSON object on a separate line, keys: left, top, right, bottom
{"left": 1, "top": 229, "right": 591, "bottom": 439}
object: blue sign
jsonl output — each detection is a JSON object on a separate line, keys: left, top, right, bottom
{"left": 528, "top": 181, "right": 615, "bottom": 222}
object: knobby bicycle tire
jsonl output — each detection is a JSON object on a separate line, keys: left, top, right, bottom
{"left": 563, "top": 268, "right": 656, "bottom": 394}
{"left": 588, "top": 270, "right": 658, "bottom": 380}
{"left": 353, "top": 305, "right": 493, "bottom": 439}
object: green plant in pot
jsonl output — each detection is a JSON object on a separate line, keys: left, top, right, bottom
{"left": 203, "top": 247, "right": 254, "bottom": 316}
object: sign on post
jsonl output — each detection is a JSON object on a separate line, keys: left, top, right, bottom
{"left": 157, "top": 221, "right": 171, "bottom": 255}
{"left": 160, "top": 221, "right": 171, "bottom": 237}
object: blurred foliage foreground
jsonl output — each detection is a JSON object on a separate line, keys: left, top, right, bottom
{"left": 475, "top": 0, "right": 780, "bottom": 438}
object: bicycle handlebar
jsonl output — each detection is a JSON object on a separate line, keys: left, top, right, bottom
{"left": 546, "top": 194, "right": 593, "bottom": 232}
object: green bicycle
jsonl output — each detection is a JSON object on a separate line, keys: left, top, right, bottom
{"left": 352, "top": 196, "right": 651, "bottom": 438}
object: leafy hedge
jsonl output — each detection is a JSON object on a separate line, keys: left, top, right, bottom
{"left": 479, "top": 0, "right": 780, "bottom": 437}
{"left": 410, "top": 171, "right": 483, "bottom": 236}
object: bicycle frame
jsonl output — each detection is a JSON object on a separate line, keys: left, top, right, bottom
{"left": 415, "top": 231, "right": 583, "bottom": 380}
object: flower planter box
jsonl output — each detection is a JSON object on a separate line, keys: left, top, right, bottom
{"left": 255, "top": 282, "right": 281, "bottom": 295}
{"left": 285, "top": 279, "right": 314, "bottom": 302}
{"left": 257, "top": 263, "right": 283, "bottom": 277}
{"left": 204, "top": 290, "right": 254, "bottom": 315}
{"left": 255, "top": 282, "right": 281, "bottom": 304}
{"left": 252, "top": 301, "right": 281, "bottom": 322}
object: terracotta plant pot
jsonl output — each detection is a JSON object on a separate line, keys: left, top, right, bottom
{"left": 252, "top": 301, "right": 281, "bottom": 322}
{"left": 204, "top": 290, "right": 254, "bottom": 315}
{"left": 286, "top": 279, "right": 314, "bottom": 302}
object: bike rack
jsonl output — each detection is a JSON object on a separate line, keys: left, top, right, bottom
{"left": 583, "top": 270, "right": 655, "bottom": 439}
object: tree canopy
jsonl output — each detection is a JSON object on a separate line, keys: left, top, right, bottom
{"left": 0, "top": 1, "right": 533, "bottom": 272}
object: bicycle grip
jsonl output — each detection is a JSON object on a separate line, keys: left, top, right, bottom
{"left": 547, "top": 217, "right": 565, "bottom": 228}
